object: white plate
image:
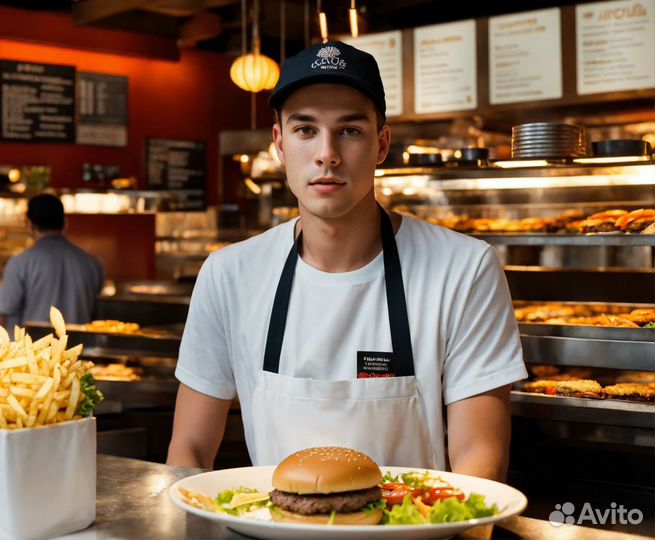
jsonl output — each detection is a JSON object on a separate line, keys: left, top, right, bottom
{"left": 169, "top": 466, "right": 527, "bottom": 539}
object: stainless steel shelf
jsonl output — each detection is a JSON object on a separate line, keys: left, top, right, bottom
{"left": 24, "top": 323, "right": 182, "bottom": 359}
{"left": 472, "top": 233, "right": 655, "bottom": 246}
{"left": 96, "top": 379, "right": 179, "bottom": 411}
{"left": 511, "top": 391, "right": 655, "bottom": 430}
{"left": 519, "top": 323, "right": 654, "bottom": 342}
{"left": 520, "top": 333, "right": 654, "bottom": 371}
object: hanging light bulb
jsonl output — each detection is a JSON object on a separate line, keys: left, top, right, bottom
{"left": 230, "top": 0, "right": 280, "bottom": 92}
{"left": 349, "top": 0, "right": 358, "bottom": 38}
{"left": 318, "top": 0, "right": 328, "bottom": 43}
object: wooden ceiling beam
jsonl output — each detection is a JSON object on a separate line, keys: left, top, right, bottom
{"left": 145, "top": 0, "right": 238, "bottom": 17}
{"left": 72, "top": 0, "right": 161, "bottom": 25}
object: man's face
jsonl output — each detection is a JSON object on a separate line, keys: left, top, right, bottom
{"left": 273, "top": 84, "right": 390, "bottom": 220}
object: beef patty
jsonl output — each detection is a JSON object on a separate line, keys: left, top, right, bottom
{"left": 269, "top": 486, "right": 382, "bottom": 515}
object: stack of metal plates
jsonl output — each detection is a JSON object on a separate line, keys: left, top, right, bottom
{"left": 511, "top": 123, "right": 587, "bottom": 159}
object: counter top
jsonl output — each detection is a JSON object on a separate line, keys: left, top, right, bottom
{"left": 56, "top": 455, "right": 648, "bottom": 540}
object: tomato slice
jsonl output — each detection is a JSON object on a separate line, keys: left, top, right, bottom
{"left": 421, "top": 487, "right": 465, "bottom": 505}
{"left": 380, "top": 483, "right": 417, "bottom": 508}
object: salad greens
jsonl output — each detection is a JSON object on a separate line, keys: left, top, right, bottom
{"left": 181, "top": 470, "right": 499, "bottom": 526}
{"left": 381, "top": 470, "right": 499, "bottom": 525}
{"left": 384, "top": 493, "right": 498, "bottom": 525}
{"left": 77, "top": 373, "right": 104, "bottom": 417}
{"left": 644, "top": 322, "right": 655, "bottom": 328}
{"left": 214, "top": 487, "right": 270, "bottom": 516}
{"left": 381, "top": 470, "right": 450, "bottom": 490}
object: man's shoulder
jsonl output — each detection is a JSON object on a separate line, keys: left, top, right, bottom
{"left": 400, "top": 215, "right": 490, "bottom": 257}
{"left": 204, "top": 219, "right": 296, "bottom": 272}
{"left": 61, "top": 238, "right": 102, "bottom": 265}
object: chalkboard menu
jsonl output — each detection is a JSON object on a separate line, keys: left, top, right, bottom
{"left": 146, "top": 138, "right": 206, "bottom": 210}
{"left": 0, "top": 60, "right": 76, "bottom": 143}
{"left": 77, "top": 72, "right": 128, "bottom": 147}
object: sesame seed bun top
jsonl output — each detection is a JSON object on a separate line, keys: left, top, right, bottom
{"left": 272, "top": 447, "right": 382, "bottom": 495}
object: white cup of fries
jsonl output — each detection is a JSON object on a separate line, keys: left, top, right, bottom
{"left": 0, "top": 307, "right": 103, "bottom": 540}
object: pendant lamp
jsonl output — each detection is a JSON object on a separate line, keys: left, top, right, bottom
{"left": 230, "top": 0, "right": 279, "bottom": 93}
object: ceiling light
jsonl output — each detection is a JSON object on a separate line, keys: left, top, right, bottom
{"left": 230, "top": 0, "right": 279, "bottom": 93}
{"left": 349, "top": 1, "right": 358, "bottom": 38}
{"left": 318, "top": 0, "right": 328, "bottom": 42}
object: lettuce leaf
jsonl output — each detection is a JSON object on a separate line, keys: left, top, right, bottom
{"left": 362, "top": 499, "right": 387, "bottom": 513}
{"left": 384, "top": 492, "right": 498, "bottom": 525}
{"left": 384, "top": 495, "right": 427, "bottom": 525}
{"left": 213, "top": 487, "right": 269, "bottom": 516}
{"left": 77, "top": 373, "right": 104, "bottom": 417}
{"left": 429, "top": 493, "right": 498, "bottom": 523}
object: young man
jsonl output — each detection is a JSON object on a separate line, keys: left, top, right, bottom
{"left": 0, "top": 194, "right": 104, "bottom": 330}
{"left": 168, "top": 41, "right": 527, "bottom": 480}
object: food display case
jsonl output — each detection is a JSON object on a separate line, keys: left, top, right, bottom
{"left": 22, "top": 282, "right": 249, "bottom": 467}
{"left": 375, "top": 160, "right": 654, "bottom": 531}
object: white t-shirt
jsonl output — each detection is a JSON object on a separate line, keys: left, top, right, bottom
{"left": 176, "top": 215, "right": 527, "bottom": 461}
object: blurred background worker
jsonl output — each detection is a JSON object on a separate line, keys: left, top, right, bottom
{"left": 0, "top": 193, "right": 104, "bottom": 331}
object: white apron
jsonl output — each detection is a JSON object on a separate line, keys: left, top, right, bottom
{"left": 250, "top": 207, "right": 439, "bottom": 468}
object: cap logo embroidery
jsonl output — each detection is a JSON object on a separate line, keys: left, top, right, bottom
{"left": 310, "top": 46, "right": 347, "bottom": 70}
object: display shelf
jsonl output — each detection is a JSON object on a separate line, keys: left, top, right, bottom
{"left": 511, "top": 391, "right": 654, "bottom": 430}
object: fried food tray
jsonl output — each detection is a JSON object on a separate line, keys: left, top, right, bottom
{"left": 471, "top": 233, "right": 655, "bottom": 246}
{"left": 510, "top": 391, "right": 654, "bottom": 431}
{"left": 23, "top": 322, "right": 182, "bottom": 359}
{"left": 514, "top": 302, "right": 655, "bottom": 371}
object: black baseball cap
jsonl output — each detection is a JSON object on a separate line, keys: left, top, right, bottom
{"left": 269, "top": 40, "right": 386, "bottom": 117}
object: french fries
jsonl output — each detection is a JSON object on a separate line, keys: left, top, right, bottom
{"left": 0, "top": 306, "right": 103, "bottom": 430}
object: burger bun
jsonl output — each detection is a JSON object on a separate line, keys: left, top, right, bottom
{"left": 270, "top": 506, "right": 384, "bottom": 525}
{"left": 272, "top": 447, "right": 382, "bottom": 494}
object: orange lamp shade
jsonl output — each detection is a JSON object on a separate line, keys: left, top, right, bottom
{"left": 230, "top": 53, "right": 280, "bottom": 92}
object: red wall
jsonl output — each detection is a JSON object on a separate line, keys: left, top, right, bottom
{"left": 67, "top": 214, "right": 156, "bottom": 281}
{"left": 0, "top": 6, "right": 274, "bottom": 206}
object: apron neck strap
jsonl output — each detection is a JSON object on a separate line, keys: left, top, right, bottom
{"left": 263, "top": 205, "right": 414, "bottom": 376}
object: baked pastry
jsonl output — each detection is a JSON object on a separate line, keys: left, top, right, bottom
{"left": 615, "top": 371, "right": 655, "bottom": 384}
{"left": 530, "top": 364, "right": 560, "bottom": 378}
{"left": 523, "top": 380, "right": 560, "bottom": 395}
{"left": 603, "top": 383, "right": 655, "bottom": 402}
{"left": 626, "top": 308, "right": 655, "bottom": 326}
{"left": 523, "top": 379, "right": 602, "bottom": 398}
{"left": 555, "top": 379, "right": 603, "bottom": 398}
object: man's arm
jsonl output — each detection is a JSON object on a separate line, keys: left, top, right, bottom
{"left": 167, "top": 383, "right": 232, "bottom": 469}
{"left": 446, "top": 384, "right": 512, "bottom": 482}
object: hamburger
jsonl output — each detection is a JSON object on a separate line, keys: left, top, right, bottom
{"left": 269, "top": 447, "right": 384, "bottom": 525}
{"left": 615, "top": 209, "right": 655, "bottom": 233}
{"left": 578, "top": 209, "right": 628, "bottom": 233}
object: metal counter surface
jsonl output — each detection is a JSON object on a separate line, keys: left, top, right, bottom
{"left": 54, "top": 455, "right": 648, "bottom": 540}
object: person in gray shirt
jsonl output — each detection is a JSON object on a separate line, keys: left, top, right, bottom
{"left": 0, "top": 194, "right": 104, "bottom": 331}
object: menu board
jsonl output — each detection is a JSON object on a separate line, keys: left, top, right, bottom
{"left": 77, "top": 72, "right": 128, "bottom": 147}
{"left": 0, "top": 60, "right": 76, "bottom": 142}
{"left": 576, "top": 0, "right": 655, "bottom": 95}
{"left": 489, "top": 8, "right": 563, "bottom": 104}
{"left": 414, "top": 20, "right": 477, "bottom": 114}
{"left": 343, "top": 31, "right": 403, "bottom": 116}
{"left": 146, "top": 138, "right": 206, "bottom": 210}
